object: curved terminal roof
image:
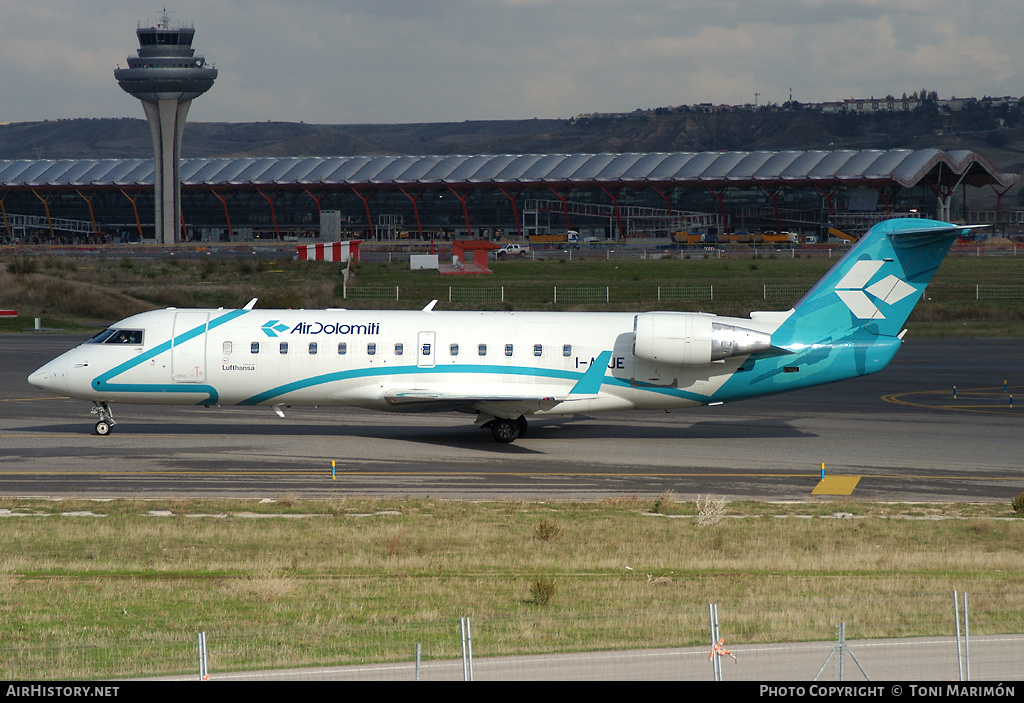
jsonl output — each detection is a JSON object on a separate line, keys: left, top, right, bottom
{"left": 0, "top": 148, "right": 1017, "bottom": 190}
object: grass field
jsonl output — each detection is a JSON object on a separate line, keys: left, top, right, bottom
{"left": 1, "top": 496, "right": 1022, "bottom": 679}
{"left": 2, "top": 246, "right": 1023, "bottom": 335}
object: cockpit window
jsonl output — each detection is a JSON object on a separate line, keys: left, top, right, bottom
{"left": 88, "top": 329, "right": 143, "bottom": 345}
{"left": 87, "top": 329, "right": 118, "bottom": 344}
{"left": 108, "top": 329, "right": 143, "bottom": 344}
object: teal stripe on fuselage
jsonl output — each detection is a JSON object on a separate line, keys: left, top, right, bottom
{"left": 91, "top": 309, "right": 249, "bottom": 404}
{"left": 238, "top": 362, "right": 587, "bottom": 406}
{"left": 238, "top": 357, "right": 710, "bottom": 406}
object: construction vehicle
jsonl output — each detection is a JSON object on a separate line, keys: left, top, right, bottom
{"left": 761, "top": 231, "right": 792, "bottom": 244}
{"left": 725, "top": 231, "right": 763, "bottom": 244}
{"left": 672, "top": 231, "right": 701, "bottom": 245}
{"left": 828, "top": 226, "right": 857, "bottom": 244}
{"left": 528, "top": 230, "right": 579, "bottom": 245}
{"left": 672, "top": 231, "right": 723, "bottom": 245}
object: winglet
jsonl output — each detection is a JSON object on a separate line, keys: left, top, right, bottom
{"left": 570, "top": 351, "right": 612, "bottom": 395}
{"left": 243, "top": 298, "right": 258, "bottom": 310}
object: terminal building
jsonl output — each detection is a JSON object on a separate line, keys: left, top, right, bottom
{"left": 0, "top": 147, "right": 1019, "bottom": 245}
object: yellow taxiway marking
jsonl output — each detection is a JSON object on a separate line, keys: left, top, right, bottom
{"left": 883, "top": 385, "right": 1020, "bottom": 415}
{"left": 811, "top": 475, "right": 861, "bottom": 496}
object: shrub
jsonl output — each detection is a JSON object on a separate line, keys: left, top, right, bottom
{"left": 7, "top": 257, "right": 38, "bottom": 276}
{"left": 652, "top": 490, "right": 678, "bottom": 515}
{"left": 1012, "top": 492, "right": 1024, "bottom": 515}
{"left": 529, "top": 577, "right": 557, "bottom": 606}
{"left": 42, "top": 256, "right": 76, "bottom": 272}
{"left": 534, "top": 519, "right": 562, "bottom": 541}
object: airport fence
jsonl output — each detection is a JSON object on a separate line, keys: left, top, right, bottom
{"left": 339, "top": 282, "right": 1023, "bottom": 308}
{"left": 358, "top": 245, "right": 1023, "bottom": 265}
{"left": 976, "top": 284, "right": 1024, "bottom": 300}
{"left": 3, "top": 597, "right": 1021, "bottom": 681}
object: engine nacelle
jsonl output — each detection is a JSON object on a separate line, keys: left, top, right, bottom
{"left": 632, "top": 313, "right": 773, "bottom": 367}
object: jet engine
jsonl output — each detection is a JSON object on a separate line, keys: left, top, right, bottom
{"left": 632, "top": 312, "right": 773, "bottom": 367}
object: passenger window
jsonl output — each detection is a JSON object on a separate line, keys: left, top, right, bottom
{"left": 450, "top": 343, "right": 459, "bottom": 356}
{"left": 367, "top": 343, "right": 376, "bottom": 356}
{"left": 533, "top": 344, "right": 542, "bottom": 357}
{"left": 505, "top": 344, "right": 514, "bottom": 357}
{"left": 338, "top": 342, "right": 347, "bottom": 355}
{"left": 478, "top": 343, "right": 487, "bottom": 357}
{"left": 279, "top": 342, "right": 288, "bottom": 354}
{"left": 563, "top": 344, "right": 572, "bottom": 357}
{"left": 250, "top": 341, "right": 260, "bottom": 354}
{"left": 308, "top": 342, "right": 318, "bottom": 355}
{"left": 395, "top": 343, "right": 404, "bottom": 356}
{"left": 222, "top": 341, "right": 233, "bottom": 355}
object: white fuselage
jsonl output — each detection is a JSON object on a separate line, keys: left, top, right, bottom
{"left": 30, "top": 307, "right": 789, "bottom": 419}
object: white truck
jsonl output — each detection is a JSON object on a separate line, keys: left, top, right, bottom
{"left": 495, "top": 243, "right": 530, "bottom": 258}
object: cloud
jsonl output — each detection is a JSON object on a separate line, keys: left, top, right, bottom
{"left": 0, "top": 0, "right": 1020, "bottom": 124}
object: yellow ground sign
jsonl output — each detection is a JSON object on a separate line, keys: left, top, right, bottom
{"left": 812, "top": 475, "right": 861, "bottom": 495}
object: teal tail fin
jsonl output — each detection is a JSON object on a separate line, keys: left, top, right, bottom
{"left": 772, "top": 218, "right": 969, "bottom": 347}
{"left": 713, "top": 218, "right": 974, "bottom": 402}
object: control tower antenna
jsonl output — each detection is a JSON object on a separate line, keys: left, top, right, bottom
{"left": 114, "top": 12, "right": 217, "bottom": 245}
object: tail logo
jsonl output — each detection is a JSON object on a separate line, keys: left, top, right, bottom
{"left": 834, "top": 260, "right": 917, "bottom": 320}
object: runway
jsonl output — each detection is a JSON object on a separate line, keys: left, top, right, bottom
{"left": 2, "top": 334, "right": 1022, "bottom": 502}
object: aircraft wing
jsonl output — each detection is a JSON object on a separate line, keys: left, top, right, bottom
{"left": 382, "top": 351, "right": 612, "bottom": 416}
{"left": 383, "top": 389, "right": 565, "bottom": 416}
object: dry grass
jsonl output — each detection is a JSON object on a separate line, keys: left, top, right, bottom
{"left": 1, "top": 496, "right": 1022, "bottom": 679}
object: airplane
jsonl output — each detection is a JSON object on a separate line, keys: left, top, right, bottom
{"left": 28, "top": 218, "right": 971, "bottom": 443}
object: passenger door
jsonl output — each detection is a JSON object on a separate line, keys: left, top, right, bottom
{"left": 171, "top": 312, "right": 209, "bottom": 382}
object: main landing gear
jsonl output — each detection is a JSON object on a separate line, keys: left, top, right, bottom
{"left": 90, "top": 402, "right": 116, "bottom": 436}
{"left": 482, "top": 415, "right": 529, "bottom": 444}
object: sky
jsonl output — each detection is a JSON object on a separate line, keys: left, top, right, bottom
{"left": 1, "top": 0, "right": 1021, "bottom": 125}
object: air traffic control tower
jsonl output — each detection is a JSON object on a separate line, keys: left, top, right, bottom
{"left": 115, "top": 13, "right": 217, "bottom": 245}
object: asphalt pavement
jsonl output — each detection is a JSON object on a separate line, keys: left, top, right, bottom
{"left": 2, "top": 334, "right": 1021, "bottom": 502}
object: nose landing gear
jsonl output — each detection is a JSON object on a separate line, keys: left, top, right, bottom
{"left": 90, "top": 402, "right": 116, "bottom": 436}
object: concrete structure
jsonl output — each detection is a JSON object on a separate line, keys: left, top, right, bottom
{"left": 114, "top": 12, "right": 217, "bottom": 245}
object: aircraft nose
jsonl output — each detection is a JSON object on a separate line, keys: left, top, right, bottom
{"left": 28, "top": 357, "right": 69, "bottom": 395}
